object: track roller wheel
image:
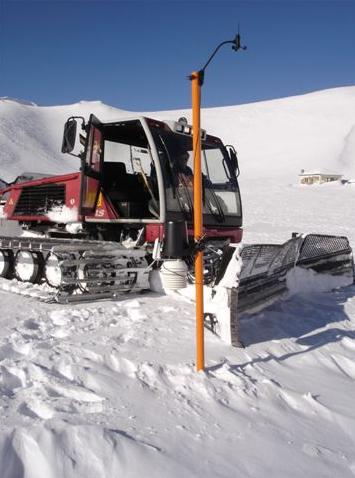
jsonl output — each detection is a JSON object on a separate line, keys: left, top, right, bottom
{"left": 15, "top": 250, "right": 44, "bottom": 284}
{"left": 0, "top": 249, "right": 14, "bottom": 278}
{"left": 45, "top": 253, "right": 63, "bottom": 288}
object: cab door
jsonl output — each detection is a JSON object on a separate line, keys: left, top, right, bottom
{"left": 80, "top": 114, "right": 103, "bottom": 216}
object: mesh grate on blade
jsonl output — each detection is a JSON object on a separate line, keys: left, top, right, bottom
{"left": 298, "top": 234, "right": 351, "bottom": 262}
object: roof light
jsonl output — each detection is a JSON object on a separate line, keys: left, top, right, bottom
{"left": 173, "top": 121, "right": 207, "bottom": 139}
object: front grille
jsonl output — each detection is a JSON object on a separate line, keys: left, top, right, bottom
{"left": 14, "top": 184, "right": 65, "bottom": 216}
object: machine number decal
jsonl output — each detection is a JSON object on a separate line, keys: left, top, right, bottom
{"left": 95, "top": 209, "right": 105, "bottom": 217}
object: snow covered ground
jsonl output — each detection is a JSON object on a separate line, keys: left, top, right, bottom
{"left": 0, "top": 279, "right": 354, "bottom": 477}
{"left": 0, "top": 88, "right": 355, "bottom": 477}
{"left": 242, "top": 179, "right": 355, "bottom": 246}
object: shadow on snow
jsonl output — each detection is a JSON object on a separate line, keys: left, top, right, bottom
{"left": 238, "top": 284, "right": 355, "bottom": 348}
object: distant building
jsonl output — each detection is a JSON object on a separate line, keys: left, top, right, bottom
{"left": 299, "top": 169, "right": 343, "bottom": 185}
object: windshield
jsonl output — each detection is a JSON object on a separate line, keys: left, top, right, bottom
{"left": 150, "top": 126, "right": 241, "bottom": 223}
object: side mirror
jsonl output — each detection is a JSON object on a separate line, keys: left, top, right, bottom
{"left": 226, "top": 145, "right": 240, "bottom": 177}
{"left": 61, "top": 118, "right": 77, "bottom": 153}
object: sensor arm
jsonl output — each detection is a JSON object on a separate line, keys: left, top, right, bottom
{"left": 197, "top": 32, "right": 247, "bottom": 85}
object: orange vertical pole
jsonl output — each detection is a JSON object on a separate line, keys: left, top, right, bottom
{"left": 191, "top": 71, "right": 204, "bottom": 372}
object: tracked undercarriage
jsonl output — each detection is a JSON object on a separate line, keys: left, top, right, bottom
{"left": 0, "top": 236, "right": 150, "bottom": 303}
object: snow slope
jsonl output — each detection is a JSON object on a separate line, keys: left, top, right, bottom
{"left": 0, "top": 88, "right": 355, "bottom": 477}
{"left": 0, "top": 98, "right": 130, "bottom": 183}
{"left": 1, "top": 86, "right": 355, "bottom": 182}
{"left": 154, "top": 86, "right": 355, "bottom": 181}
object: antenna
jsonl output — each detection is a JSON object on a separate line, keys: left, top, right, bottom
{"left": 232, "top": 24, "right": 247, "bottom": 51}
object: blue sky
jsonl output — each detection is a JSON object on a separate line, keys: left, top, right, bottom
{"left": 1, "top": 0, "right": 354, "bottom": 111}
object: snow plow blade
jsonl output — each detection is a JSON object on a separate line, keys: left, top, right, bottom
{"left": 238, "top": 233, "right": 354, "bottom": 314}
{"left": 207, "top": 234, "right": 354, "bottom": 346}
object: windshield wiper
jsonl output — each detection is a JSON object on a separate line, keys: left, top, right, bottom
{"left": 177, "top": 180, "right": 194, "bottom": 221}
{"left": 205, "top": 186, "right": 225, "bottom": 223}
